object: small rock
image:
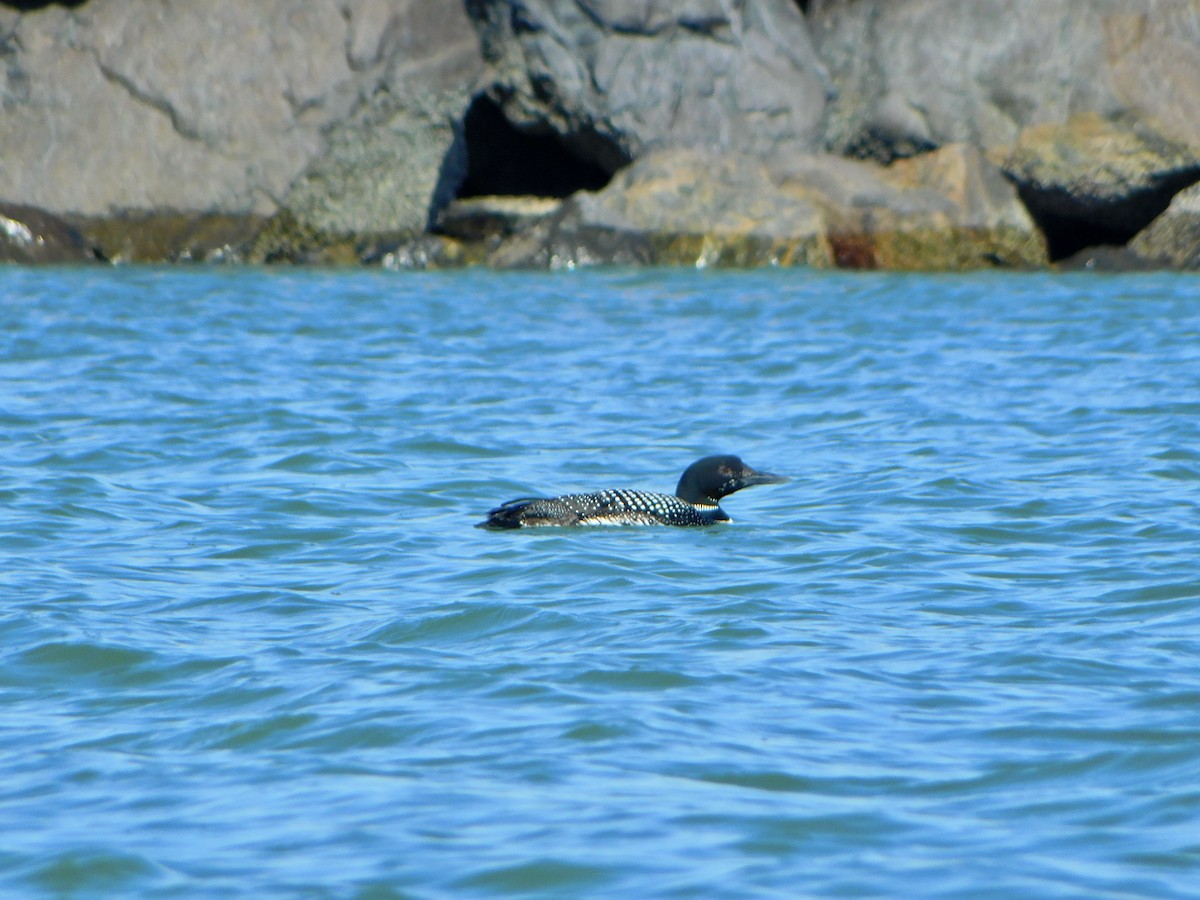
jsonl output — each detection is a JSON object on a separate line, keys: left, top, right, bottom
{"left": 0, "top": 202, "right": 98, "bottom": 263}
{"left": 374, "top": 235, "right": 474, "bottom": 270}
{"left": 1057, "top": 244, "right": 1163, "bottom": 272}
{"left": 436, "top": 196, "right": 562, "bottom": 242}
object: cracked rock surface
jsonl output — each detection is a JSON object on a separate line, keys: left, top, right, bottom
{"left": 0, "top": 0, "right": 480, "bottom": 233}
{"left": 3, "top": 0, "right": 1200, "bottom": 268}
{"left": 466, "top": 0, "right": 830, "bottom": 172}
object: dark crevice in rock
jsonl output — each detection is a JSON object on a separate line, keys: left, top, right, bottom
{"left": 678, "top": 15, "right": 731, "bottom": 38}
{"left": 456, "top": 93, "right": 611, "bottom": 199}
{"left": 575, "top": 3, "right": 663, "bottom": 37}
{"left": 1, "top": 1, "right": 86, "bottom": 8}
{"left": 1017, "top": 172, "right": 1200, "bottom": 261}
{"left": 507, "top": 4, "right": 541, "bottom": 36}
{"left": 95, "top": 56, "right": 206, "bottom": 144}
{"left": 1019, "top": 197, "right": 1135, "bottom": 262}
{"left": 845, "top": 129, "right": 938, "bottom": 166}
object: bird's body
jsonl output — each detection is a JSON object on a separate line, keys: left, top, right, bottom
{"left": 476, "top": 455, "right": 786, "bottom": 530}
{"left": 481, "top": 489, "right": 727, "bottom": 529}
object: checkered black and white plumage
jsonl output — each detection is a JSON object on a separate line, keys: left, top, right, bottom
{"left": 482, "top": 489, "right": 725, "bottom": 528}
{"left": 476, "top": 455, "right": 786, "bottom": 530}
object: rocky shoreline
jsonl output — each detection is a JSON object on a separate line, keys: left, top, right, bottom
{"left": 2, "top": 0, "right": 1199, "bottom": 270}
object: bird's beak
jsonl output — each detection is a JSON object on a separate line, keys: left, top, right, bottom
{"left": 741, "top": 468, "right": 788, "bottom": 486}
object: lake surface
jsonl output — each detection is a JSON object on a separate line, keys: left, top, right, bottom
{"left": 1, "top": 265, "right": 1198, "bottom": 897}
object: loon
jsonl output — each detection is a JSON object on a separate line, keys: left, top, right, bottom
{"left": 476, "top": 455, "right": 787, "bottom": 529}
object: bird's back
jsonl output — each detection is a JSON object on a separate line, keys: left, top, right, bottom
{"left": 476, "top": 489, "right": 722, "bottom": 529}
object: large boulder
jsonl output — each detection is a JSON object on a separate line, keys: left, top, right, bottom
{"left": 466, "top": 0, "right": 830, "bottom": 173}
{"left": 808, "top": 0, "right": 1200, "bottom": 162}
{"left": 0, "top": 0, "right": 483, "bottom": 261}
{"left": 264, "top": 1, "right": 484, "bottom": 255}
{"left": 774, "top": 144, "right": 1048, "bottom": 269}
{"left": 997, "top": 114, "right": 1200, "bottom": 259}
{"left": 1, "top": 2, "right": 347, "bottom": 217}
{"left": 488, "top": 148, "right": 833, "bottom": 269}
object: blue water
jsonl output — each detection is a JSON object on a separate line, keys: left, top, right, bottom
{"left": 2, "top": 266, "right": 1198, "bottom": 897}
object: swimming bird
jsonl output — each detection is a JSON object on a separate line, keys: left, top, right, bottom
{"left": 475, "top": 455, "right": 787, "bottom": 529}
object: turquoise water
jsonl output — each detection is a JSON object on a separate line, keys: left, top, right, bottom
{"left": 2, "top": 266, "right": 1198, "bottom": 897}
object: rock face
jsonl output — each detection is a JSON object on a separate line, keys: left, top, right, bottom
{"left": 266, "top": 2, "right": 484, "bottom": 249}
{"left": 465, "top": 0, "right": 830, "bottom": 173}
{"left": 0, "top": 0, "right": 483, "bottom": 261}
{"left": 808, "top": 0, "right": 1200, "bottom": 163}
{"left": 2, "top": 2, "right": 344, "bottom": 216}
{"left": 3, "top": 0, "right": 1200, "bottom": 269}
{"left": 804, "top": 0, "right": 1200, "bottom": 264}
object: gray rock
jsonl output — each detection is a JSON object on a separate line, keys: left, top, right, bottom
{"left": 0, "top": 0, "right": 483, "bottom": 259}
{"left": 1057, "top": 244, "right": 1163, "bottom": 272}
{"left": 278, "top": 1, "right": 484, "bottom": 238}
{"left": 575, "top": 150, "right": 826, "bottom": 239}
{"left": 1, "top": 2, "right": 348, "bottom": 216}
{"left": 998, "top": 113, "right": 1200, "bottom": 258}
{"left": 1129, "top": 183, "right": 1200, "bottom": 268}
{"left": 808, "top": 0, "right": 1200, "bottom": 162}
{"left": 488, "top": 148, "right": 833, "bottom": 269}
{"left": 466, "top": 0, "right": 830, "bottom": 173}
{"left": 4, "top": 0, "right": 1195, "bottom": 271}
{"left": 773, "top": 145, "right": 1048, "bottom": 269}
